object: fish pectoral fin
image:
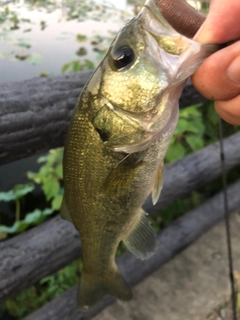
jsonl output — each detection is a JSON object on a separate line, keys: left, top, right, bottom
{"left": 102, "top": 158, "right": 143, "bottom": 194}
{"left": 77, "top": 267, "right": 132, "bottom": 310}
{"left": 60, "top": 196, "right": 73, "bottom": 223}
{"left": 124, "top": 209, "right": 156, "bottom": 260}
{"left": 152, "top": 161, "right": 164, "bottom": 205}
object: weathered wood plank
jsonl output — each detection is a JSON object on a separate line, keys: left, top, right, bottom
{"left": 24, "top": 179, "right": 240, "bottom": 320}
{"left": 1, "top": 132, "right": 240, "bottom": 303}
{"left": 0, "top": 73, "right": 206, "bottom": 166}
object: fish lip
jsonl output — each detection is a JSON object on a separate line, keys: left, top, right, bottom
{"left": 141, "top": 0, "right": 176, "bottom": 34}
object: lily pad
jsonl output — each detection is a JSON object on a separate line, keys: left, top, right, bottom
{"left": 16, "top": 41, "right": 31, "bottom": 49}
{"left": 76, "top": 47, "right": 87, "bottom": 56}
{"left": 76, "top": 34, "right": 87, "bottom": 42}
{"left": 15, "top": 54, "right": 29, "bottom": 61}
{"left": 27, "top": 54, "right": 42, "bottom": 65}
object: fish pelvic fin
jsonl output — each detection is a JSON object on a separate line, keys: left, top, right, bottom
{"left": 60, "top": 195, "right": 73, "bottom": 223}
{"left": 77, "top": 267, "right": 133, "bottom": 310}
{"left": 152, "top": 161, "right": 164, "bottom": 205}
{"left": 124, "top": 209, "right": 156, "bottom": 260}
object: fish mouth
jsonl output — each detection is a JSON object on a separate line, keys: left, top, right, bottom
{"left": 138, "top": 0, "right": 216, "bottom": 85}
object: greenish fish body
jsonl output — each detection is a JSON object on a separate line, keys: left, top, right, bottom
{"left": 61, "top": 0, "right": 215, "bottom": 310}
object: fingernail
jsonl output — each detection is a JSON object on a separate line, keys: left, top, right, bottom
{"left": 227, "top": 55, "right": 240, "bottom": 83}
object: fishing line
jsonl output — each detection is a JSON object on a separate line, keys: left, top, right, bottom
{"left": 218, "top": 116, "right": 237, "bottom": 320}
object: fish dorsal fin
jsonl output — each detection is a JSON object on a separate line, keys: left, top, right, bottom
{"left": 60, "top": 196, "right": 73, "bottom": 223}
{"left": 152, "top": 161, "right": 164, "bottom": 205}
{"left": 124, "top": 209, "right": 156, "bottom": 260}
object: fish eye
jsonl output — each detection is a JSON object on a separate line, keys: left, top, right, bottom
{"left": 112, "top": 46, "right": 134, "bottom": 70}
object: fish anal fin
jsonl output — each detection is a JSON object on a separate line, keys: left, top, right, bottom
{"left": 152, "top": 161, "right": 164, "bottom": 205}
{"left": 77, "top": 267, "right": 132, "bottom": 310}
{"left": 124, "top": 209, "right": 156, "bottom": 260}
{"left": 60, "top": 196, "right": 73, "bottom": 223}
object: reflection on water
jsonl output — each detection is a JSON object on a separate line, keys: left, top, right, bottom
{"left": 0, "top": 0, "right": 134, "bottom": 84}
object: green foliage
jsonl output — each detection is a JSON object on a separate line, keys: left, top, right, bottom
{"left": 76, "top": 33, "right": 87, "bottom": 42}
{"left": 39, "top": 259, "right": 81, "bottom": 298}
{"left": 40, "top": 20, "right": 47, "bottom": 30}
{"left": 0, "top": 260, "right": 80, "bottom": 319}
{"left": 0, "top": 6, "right": 20, "bottom": 30}
{"left": 0, "top": 184, "right": 35, "bottom": 234}
{"left": 27, "top": 148, "right": 63, "bottom": 211}
{"left": 0, "top": 209, "right": 53, "bottom": 236}
{"left": 0, "top": 149, "right": 64, "bottom": 239}
{"left": 27, "top": 54, "right": 42, "bottom": 65}
{"left": 165, "top": 102, "right": 219, "bottom": 162}
{"left": 16, "top": 40, "right": 31, "bottom": 49}
{"left": 61, "top": 59, "right": 95, "bottom": 73}
{"left": 0, "top": 184, "right": 34, "bottom": 202}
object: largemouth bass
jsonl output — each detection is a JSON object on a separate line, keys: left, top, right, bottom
{"left": 61, "top": 0, "right": 215, "bottom": 310}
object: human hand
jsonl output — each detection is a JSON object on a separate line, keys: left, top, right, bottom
{"left": 191, "top": 0, "right": 240, "bottom": 125}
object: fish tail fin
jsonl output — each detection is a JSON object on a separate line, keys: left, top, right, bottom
{"left": 77, "top": 267, "right": 133, "bottom": 310}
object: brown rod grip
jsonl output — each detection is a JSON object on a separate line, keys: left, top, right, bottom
{"left": 155, "top": 0, "right": 206, "bottom": 38}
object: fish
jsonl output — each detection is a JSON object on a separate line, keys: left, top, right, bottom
{"left": 60, "top": 0, "right": 216, "bottom": 310}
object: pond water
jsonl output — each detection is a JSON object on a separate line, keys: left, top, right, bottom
{"left": 0, "top": 0, "right": 136, "bottom": 84}
{"left": 0, "top": 0, "right": 204, "bottom": 84}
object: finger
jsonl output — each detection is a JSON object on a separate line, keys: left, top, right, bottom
{"left": 215, "top": 96, "right": 240, "bottom": 126}
{"left": 191, "top": 41, "right": 240, "bottom": 101}
{"left": 194, "top": 0, "right": 240, "bottom": 43}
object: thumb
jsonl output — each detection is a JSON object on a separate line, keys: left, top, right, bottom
{"left": 192, "top": 41, "right": 240, "bottom": 101}
{"left": 194, "top": 0, "right": 240, "bottom": 44}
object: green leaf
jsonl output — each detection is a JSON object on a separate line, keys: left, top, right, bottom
{"left": 42, "top": 208, "right": 53, "bottom": 216}
{"left": 0, "top": 221, "right": 28, "bottom": 234}
{"left": 83, "top": 59, "right": 95, "bottom": 69}
{"left": 55, "top": 165, "right": 63, "bottom": 179}
{"left": 27, "top": 171, "right": 41, "bottom": 184}
{"left": 37, "top": 155, "right": 49, "bottom": 163}
{"left": 189, "top": 118, "right": 205, "bottom": 136}
{"left": 27, "top": 54, "right": 42, "bottom": 65}
{"left": 0, "top": 208, "right": 54, "bottom": 236}
{"left": 165, "top": 143, "right": 186, "bottom": 162}
{"left": 180, "top": 104, "right": 202, "bottom": 117}
{"left": 21, "top": 18, "right": 31, "bottom": 23}
{"left": 0, "top": 191, "right": 16, "bottom": 201}
{"left": 207, "top": 105, "right": 218, "bottom": 125}
{"left": 186, "top": 134, "right": 204, "bottom": 151}
{"left": 175, "top": 118, "right": 201, "bottom": 135}
{"left": 51, "top": 194, "right": 63, "bottom": 211}
{"left": 76, "top": 34, "right": 87, "bottom": 42}
{"left": 40, "top": 71, "right": 48, "bottom": 77}
{"left": 72, "top": 61, "right": 82, "bottom": 72}
{"left": 13, "top": 184, "right": 34, "bottom": 198}
{"left": 61, "top": 61, "right": 72, "bottom": 73}
{"left": 24, "top": 209, "right": 42, "bottom": 224}
{"left": 42, "top": 179, "right": 60, "bottom": 200}
{"left": 0, "top": 184, "right": 34, "bottom": 202}
{"left": 16, "top": 41, "right": 31, "bottom": 49}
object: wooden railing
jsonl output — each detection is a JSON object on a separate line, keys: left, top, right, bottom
{"left": 0, "top": 71, "right": 240, "bottom": 320}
